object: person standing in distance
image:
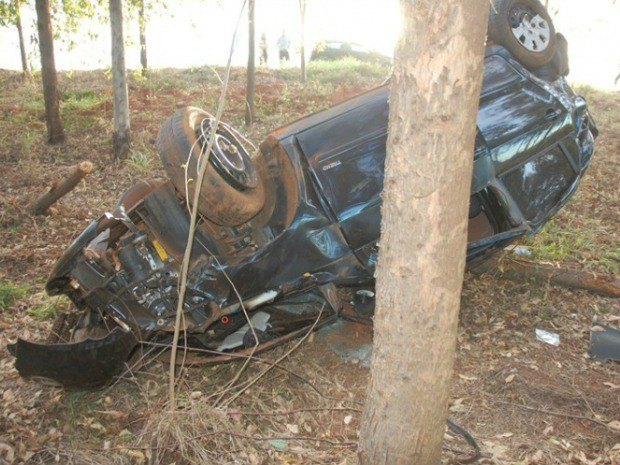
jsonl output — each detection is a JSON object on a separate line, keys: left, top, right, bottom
{"left": 277, "top": 30, "right": 290, "bottom": 64}
{"left": 259, "top": 33, "right": 268, "bottom": 66}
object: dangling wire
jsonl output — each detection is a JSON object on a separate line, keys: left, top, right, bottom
{"left": 168, "top": 0, "right": 257, "bottom": 410}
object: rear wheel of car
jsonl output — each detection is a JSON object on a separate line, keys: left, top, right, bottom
{"left": 157, "top": 107, "right": 265, "bottom": 227}
{"left": 488, "top": 0, "right": 556, "bottom": 70}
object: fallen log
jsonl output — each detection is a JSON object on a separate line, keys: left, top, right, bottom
{"left": 469, "top": 257, "right": 620, "bottom": 298}
{"left": 28, "top": 161, "right": 93, "bottom": 215}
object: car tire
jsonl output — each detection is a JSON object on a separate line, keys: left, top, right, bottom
{"left": 488, "top": 0, "right": 557, "bottom": 70}
{"left": 157, "top": 107, "right": 265, "bottom": 227}
{"left": 553, "top": 32, "right": 569, "bottom": 76}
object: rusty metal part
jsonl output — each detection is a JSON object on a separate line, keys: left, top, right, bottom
{"left": 116, "top": 179, "right": 163, "bottom": 211}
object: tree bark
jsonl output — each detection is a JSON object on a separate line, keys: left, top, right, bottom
{"left": 245, "top": 0, "right": 255, "bottom": 126}
{"left": 357, "top": 2, "right": 489, "bottom": 465}
{"left": 299, "top": 0, "right": 306, "bottom": 83}
{"left": 139, "top": 0, "right": 147, "bottom": 76}
{"left": 34, "top": 0, "right": 64, "bottom": 144}
{"left": 28, "top": 162, "right": 93, "bottom": 215}
{"left": 16, "top": 7, "right": 30, "bottom": 78}
{"left": 109, "top": 0, "right": 131, "bottom": 159}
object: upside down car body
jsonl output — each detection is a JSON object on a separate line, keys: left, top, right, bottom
{"left": 10, "top": 0, "right": 597, "bottom": 387}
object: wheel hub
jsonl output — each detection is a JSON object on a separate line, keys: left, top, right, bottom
{"left": 195, "top": 118, "right": 258, "bottom": 190}
{"left": 509, "top": 5, "right": 550, "bottom": 53}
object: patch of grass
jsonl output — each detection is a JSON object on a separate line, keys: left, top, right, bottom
{"left": 0, "top": 279, "right": 28, "bottom": 310}
{"left": 62, "top": 90, "right": 106, "bottom": 111}
{"left": 306, "top": 58, "right": 391, "bottom": 85}
{"left": 126, "top": 150, "right": 152, "bottom": 173}
{"left": 526, "top": 218, "right": 619, "bottom": 273}
{"left": 526, "top": 219, "right": 593, "bottom": 262}
{"left": 27, "top": 295, "right": 71, "bottom": 320}
{"left": 20, "top": 127, "right": 38, "bottom": 158}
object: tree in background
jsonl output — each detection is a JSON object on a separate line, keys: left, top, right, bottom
{"left": 109, "top": 0, "right": 130, "bottom": 159}
{"left": 125, "top": 0, "right": 169, "bottom": 77}
{"left": 126, "top": 0, "right": 149, "bottom": 75}
{"left": 34, "top": 0, "right": 64, "bottom": 143}
{"left": 138, "top": 0, "right": 146, "bottom": 75}
{"left": 0, "top": 1, "right": 30, "bottom": 78}
{"left": 299, "top": 0, "right": 306, "bottom": 83}
{"left": 357, "top": 0, "right": 489, "bottom": 464}
{"left": 245, "top": 0, "right": 255, "bottom": 126}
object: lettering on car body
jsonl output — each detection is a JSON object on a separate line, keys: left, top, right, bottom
{"left": 322, "top": 160, "right": 342, "bottom": 171}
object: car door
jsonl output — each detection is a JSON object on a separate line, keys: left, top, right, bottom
{"left": 295, "top": 86, "right": 390, "bottom": 255}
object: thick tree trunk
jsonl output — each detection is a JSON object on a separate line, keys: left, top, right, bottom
{"left": 34, "top": 0, "right": 64, "bottom": 144}
{"left": 109, "top": 0, "right": 131, "bottom": 159}
{"left": 16, "top": 9, "right": 30, "bottom": 78}
{"left": 357, "top": 1, "right": 489, "bottom": 464}
{"left": 299, "top": 0, "right": 306, "bottom": 83}
{"left": 245, "top": 0, "right": 255, "bottom": 126}
{"left": 139, "top": 0, "right": 147, "bottom": 76}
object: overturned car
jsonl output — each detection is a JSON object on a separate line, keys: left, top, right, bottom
{"left": 11, "top": 1, "right": 597, "bottom": 388}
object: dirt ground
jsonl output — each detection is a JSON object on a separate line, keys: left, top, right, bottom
{"left": 0, "top": 62, "right": 619, "bottom": 465}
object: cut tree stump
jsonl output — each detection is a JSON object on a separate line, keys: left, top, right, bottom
{"left": 28, "top": 161, "right": 93, "bottom": 215}
{"left": 470, "top": 257, "right": 620, "bottom": 298}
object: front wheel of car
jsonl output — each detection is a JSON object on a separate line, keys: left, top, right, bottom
{"left": 488, "top": 0, "right": 557, "bottom": 70}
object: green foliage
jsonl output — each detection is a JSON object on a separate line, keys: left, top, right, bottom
{"left": 131, "top": 68, "right": 148, "bottom": 83}
{"left": 62, "top": 89, "right": 105, "bottom": 110}
{"left": 51, "top": 0, "right": 107, "bottom": 43}
{"left": 127, "top": 150, "right": 151, "bottom": 172}
{"left": 526, "top": 218, "right": 620, "bottom": 273}
{"left": 27, "top": 295, "right": 70, "bottom": 320}
{"left": 306, "top": 57, "right": 391, "bottom": 84}
{"left": 0, "top": 279, "right": 28, "bottom": 311}
{"left": 0, "top": 0, "right": 18, "bottom": 27}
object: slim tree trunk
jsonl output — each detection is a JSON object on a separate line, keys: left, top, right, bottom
{"left": 139, "top": 0, "right": 147, "bottom": 76}
{"left": 299, "top": 0, "right": 306, "bottom": 83}
{"left": 245, "top": 0, "right": 255, "bottom": 126}
{"left": 16, "top": 8, "right": 30, "bottom": 78}
{"left": 357, "top": 1, "right": 489, "bottom": 464}
{"left": 109, "top": 0, "right": 131, "bottom": 159}
{"left": 34, "top": 0, "right": 64, "bottom": 144}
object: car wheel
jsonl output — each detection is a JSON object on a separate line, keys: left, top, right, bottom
{"left": 157, "top": 107, "right": 265, "bottom": 227}
{"left": 488, "top": 0, "right": 556, "bottom": 70}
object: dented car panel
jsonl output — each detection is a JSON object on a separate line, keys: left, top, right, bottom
{"left": 11, "top": 45, "right": 597, "bottom": 387}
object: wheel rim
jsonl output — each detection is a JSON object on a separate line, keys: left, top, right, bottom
{"left": 213, "top": 134, "right": 245, "bottom": 172}
{"left": 195, "top": 117, "right": 258, "bottom": 190}
{"left": 509, "top": 5, "right": 551, "bottom": 53}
